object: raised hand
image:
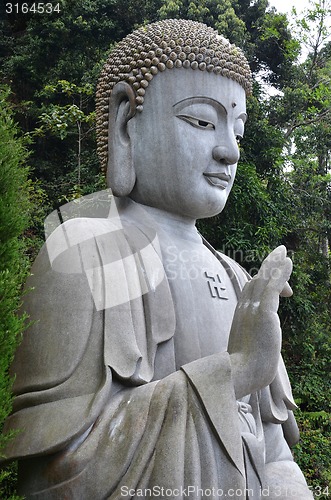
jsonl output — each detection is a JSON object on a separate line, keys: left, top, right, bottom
{"left": 228, "top": 246, "right": 293, "bottom": 399}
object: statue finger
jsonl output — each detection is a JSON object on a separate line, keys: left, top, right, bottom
{"left": 261, "top": 257, "right": 293, "bottom": 310}
{"left": 280, "top": 281, "right": 293, "bottom": 297}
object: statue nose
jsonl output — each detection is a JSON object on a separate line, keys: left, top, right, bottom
{"left": 212, "top": 144, "right": 239, "bottom": 165}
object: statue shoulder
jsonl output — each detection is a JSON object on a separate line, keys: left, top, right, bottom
{"left": 42, "top": 216, "right": 121, "bottom": 272}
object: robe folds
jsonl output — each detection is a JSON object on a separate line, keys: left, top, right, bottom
{"left": 3, "top": 197, "right": 305, "bottom": 499}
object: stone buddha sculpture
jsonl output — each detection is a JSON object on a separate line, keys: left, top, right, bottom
{"left": 3, "top": 19, "right": 313, "bottom": 499}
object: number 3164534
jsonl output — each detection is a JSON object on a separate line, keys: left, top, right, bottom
{"left": 6, "top": 3, "right": 61, "bottom": 14}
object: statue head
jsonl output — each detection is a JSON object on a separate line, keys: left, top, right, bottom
{"left": 96, "top": 19, "right": 252, "bottom": 219}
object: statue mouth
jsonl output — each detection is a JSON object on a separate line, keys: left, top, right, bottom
{"left": 203, "top": 172, "right": 231, "bottom": 189}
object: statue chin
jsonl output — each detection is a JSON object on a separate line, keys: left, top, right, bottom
{"left": 127, "top": 192, "right": 228, "bottom": 221}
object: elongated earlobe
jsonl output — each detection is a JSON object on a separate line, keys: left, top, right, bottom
{"left": 107, "top": 82, "right": 137, "bottom": 196}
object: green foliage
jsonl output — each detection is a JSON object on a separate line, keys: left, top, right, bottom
{"left": 0, "top": 86, "right": 32, "bottom": 497}
{"left": 37, "top": 80, "right": 95, "bottom": 140}
{"left": 254, "top": 11, "right": 300, "bottom": 84}
{"left": 34, "top": 79, "right": 97, "bottom": 201}
{"left": 293, "top": 410, "right": 331, "bottom": 497}
{"left": 0, "top": 0, "right": 127, "bottom": 206}
{"left": 0, "top": 463, "right": 21, "bottom": 500}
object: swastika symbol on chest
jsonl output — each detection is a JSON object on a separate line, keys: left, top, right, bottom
{"left": 204, "top": 271, "right": 229, "bottom": 300}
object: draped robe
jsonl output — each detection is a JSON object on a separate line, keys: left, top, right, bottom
{"left": 3, "top": 197, "right": 309, "bottom": 499}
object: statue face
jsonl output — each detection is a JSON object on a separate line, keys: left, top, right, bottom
{"left": 128, "top": 69, "right": 246, "bottom": 219}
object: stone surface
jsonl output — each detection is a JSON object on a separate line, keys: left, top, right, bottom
{"left": 3, "top": 19, "right": 313, "bottom": 500}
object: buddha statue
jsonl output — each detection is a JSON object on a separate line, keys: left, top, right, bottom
{"left": 3, "top": 19, "right": 312, "bottom": 499}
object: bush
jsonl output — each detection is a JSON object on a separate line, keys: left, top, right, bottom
{"left": 293, "top": 410, "right": 331, "bottom": 499}
{"left": 0, "top": 85, "right": 32, "bottom": 498}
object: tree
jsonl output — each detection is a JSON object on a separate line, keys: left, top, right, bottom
{"left": 263, "top": 1, "right": 331, "bottom": 492}
{"left": 0, "top": 86, "right": 32, "bottom": 498}
{"left": 36, "top": 79, "right": 98, "bottom": 201}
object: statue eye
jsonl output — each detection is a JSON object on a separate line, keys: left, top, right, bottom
{"left": 197, "top": 119, "right": 214, "bottom": 129}
{"left": 236, "top": 135, "right": 243, "bottom": 144}
{"left": 178, "top": 115, "right": 215, "bottom": 130}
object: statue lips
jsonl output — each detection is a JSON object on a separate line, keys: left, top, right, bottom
{"left": 203, "top": 172, "right": 231, "bottom": 189}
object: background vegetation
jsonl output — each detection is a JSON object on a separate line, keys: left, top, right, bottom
{"left": 0, "top": 87, "right": 32, "bottom": 499}
{"left": 0, "top": 0, "right": 330, "bottom": 497}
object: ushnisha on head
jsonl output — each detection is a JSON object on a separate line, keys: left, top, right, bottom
{"left": 96, "top": 19, "right": 252, "bottom": 173}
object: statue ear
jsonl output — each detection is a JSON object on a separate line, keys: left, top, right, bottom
{"left": 107, "top": 82, "right": 137, "bottom": 196}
